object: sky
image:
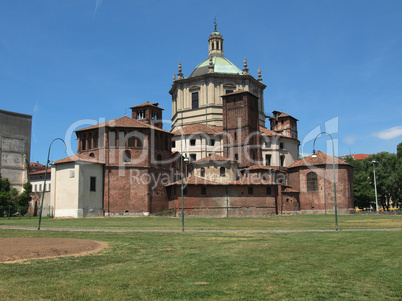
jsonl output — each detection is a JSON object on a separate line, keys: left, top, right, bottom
{"left": 1, "top": 0, "right": 401, "bottom": 164}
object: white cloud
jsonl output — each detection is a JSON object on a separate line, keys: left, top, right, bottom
{"left": 344, "top": 135, "right": 359, "bottom": 145}
{"left": 94, "top": 0, "right": 103, "bottom": 16}
{"left": 373, "top": 126, "right": 402, "bottom": 140}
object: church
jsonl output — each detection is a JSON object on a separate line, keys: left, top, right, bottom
{"left": 50, "top": 24, "right": 354, "bottom": 218}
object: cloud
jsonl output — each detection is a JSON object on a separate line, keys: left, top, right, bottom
{"left": 344, "top": 135, "right": 359, "bottom": 145}
{"left": 94, "top": 0, "right": 103, "bottom": 16}
{"left": 373, "top": 126, "right": 402, "bottom": 140}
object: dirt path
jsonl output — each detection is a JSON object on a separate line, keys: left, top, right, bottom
{"left": 0, "top": 238, "right": 108, "bottom": 263}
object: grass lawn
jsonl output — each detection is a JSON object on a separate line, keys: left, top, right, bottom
{"left": 0, "top": 228, "right": 401, "bottom": 300}
{"left": 0, "top": 214, "right": 401, "bottom": 230}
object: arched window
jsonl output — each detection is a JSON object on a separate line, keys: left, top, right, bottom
{"left": 127, "top": 135, "right": 135, "bottom": 147}
{"left": 200, "top": 167, "right": 205, "bottom": 177}
{"left": 220, "top": 167, "right": 226, "bottom": 177}
{"left": 123, "top": 150, "right": 131, "bottom": 163}
{"left": 307, "top": 172, "right": 318, "bottom": 192}
{"left": 234, "top": 153, "right": 239, "bottom": 161}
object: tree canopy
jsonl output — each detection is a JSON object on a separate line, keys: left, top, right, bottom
{"left": 345, "top": 143, "right": 402, "bottom": 210}
{"left": 0, "top": 173, "right": 32, "bottom": 216}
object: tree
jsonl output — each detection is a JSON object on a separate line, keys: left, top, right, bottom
{"left": 344, "top": 156, "right": 375, "bottom": 209}
{"left": 0, "top": 173, "right": 32, "bottom": 216}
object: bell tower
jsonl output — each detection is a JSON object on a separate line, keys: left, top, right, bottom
{"left": 208, "top": 21, "right": 224, "bottom": 57}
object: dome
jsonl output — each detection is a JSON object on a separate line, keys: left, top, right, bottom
{"left": 189, "top": 55, "right": 243, "bottom": 78}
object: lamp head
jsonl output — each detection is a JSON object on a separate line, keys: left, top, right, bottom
{"left": 311, "top": 150, "right": 317, "bottom": 158}
{"left": 371, "top": 160, "right": 377, "bottom": 164}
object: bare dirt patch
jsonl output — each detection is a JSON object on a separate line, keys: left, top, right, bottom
{"left": 0, "top": 238, "right": 108, "bottom": 263}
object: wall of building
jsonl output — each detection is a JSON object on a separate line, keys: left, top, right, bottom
{"left": 0, "top": 110, "right": 32, "bottom": 192}
{"left": 51, "top": 162, "right": 103, "bottom": 218}
{"left": 289, "top": 165, "right": 354, "bottom": 214}
{"left": 171, "top": 74, "right": 266, "bottom": 130}
{"left": 168, "top": 184, "right": 277, "bottom": 217}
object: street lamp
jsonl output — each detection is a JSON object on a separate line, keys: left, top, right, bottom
{"left": 38, "top": 138, "right": 66, "bottom": 230}
{"left": 312, "top": 132, "right": 338, "bottom": 231}
{"left": 371, "top": 160, "right": 379, "bottom": 213}
{"left": 180, "top": 155, "right": 189, "bottom": 232}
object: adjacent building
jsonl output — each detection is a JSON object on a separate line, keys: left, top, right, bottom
{"left": 0, "top": 109, "right": 32, "bottom": 192}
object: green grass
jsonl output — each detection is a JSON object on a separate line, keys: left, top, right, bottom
{"left": 0, "top": 229, "right": 401, "bottom": 300}
{"left": 0, "top": 214, "right": 401, "bottom": 230}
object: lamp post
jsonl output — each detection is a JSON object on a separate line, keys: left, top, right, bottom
{"left": 38, "top": 138, "right": 66, "bottom": 230}
{"left": 371, "top": 160, "right": 379, "bottom": 213}
{"left": 312, "top": 132, "right": 338, "bottom": 231}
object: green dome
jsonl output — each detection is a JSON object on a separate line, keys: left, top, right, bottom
{"left": 189, "top": 55, "right": 243, "bottom": 78}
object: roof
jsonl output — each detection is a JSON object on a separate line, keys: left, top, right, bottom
{"left": 259, "top": 126, "right": 284, "bottom": 137}
{"left": 339, "top": 153, "right": 370, "bottom": 161}
{"left": 241, "top": 164, "right": 286, "bottom": 172}
{"left": 167, "top": 174, "right": 278, "bottom": 186}
{"left": 289, "top": 151, "right": 351, "bottom": 168}
{"left": 75, "top": 116, "right": 171, "bottom": 134}
{"left": 130, "top": 101, "right": 163, "bottom": 110}
{"left": 189, "top": 54, "right": 243, "bottom": 78}
{"left": 172, "top": 124, "right": 223, "bottom": 136}
{"left": 283, "top": 187, "right": 299, "bottom": 193}
{"left": 29, "top": 167, "right": 51, "bottom": 175}
{"left": 54, "top": 153, "right": 105, "bottom": 165}
{"left": 194, "top": 154, "right": 236, "bottom": 164}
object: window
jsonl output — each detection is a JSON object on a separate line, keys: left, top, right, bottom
{"left": 225, "top": 89, "right": 233, "bottom": 94}
{"left": 157, "top": 154, "right": 162, "bottom": 167}
{"left": 209, "top": 139, "right": 215, "bottom": 146}
{"left": 234, "top": 153, "right": 239, "bottom": 161}
{"left": 280, "top": 155, "right": 285, "bottom": 167}
{"left": 90, "top": 177, "right": 96, "bottom": 191}
{"left": 266, "top": 186, "right": 272, "bottom": 195}
{"left": 190, "top": 154, "right": 197, "bottom": 162}
{"left": 137, "top": 136, "right": 143, "bottom": 148}
{"left": 39, "top": 184, "right": 42, "bottom": 192}
{"left": 201, "top": 186, "right": 206, "bottom": 195}
{"left": 265, "top": 154, "right": 271, "bottom": 166}
{"left": 127, "top": 136, "right": 136, "bottom": 147}
{"left": 93, "top": 133, "right": 98, "bottom": 148}
{"left": 220, "top": 167, "right": 226, "bottom": 177}
{"left": 192, "top": 92, "right": 199, "bottom": 109}
{"left": 200, "top": 167, "right": 205, "bottom": 177}
{"left": 307, "top": 172, "right": 318, "bottom": 192}
{"left": 280, "top": 143, "right": 284, "bottom": 149}
{"left": 172, "top": 141, "right": 176, "bottom": 148}
{"left": 123, "top": 150, "right": 131, "bottom": 163}
{"left": 248, "top": 187, "right": 253, "bottom": 195}
{"left": 190, "top": 139, "right": 196, "bottom": 146}
{"left": 183, "top": 187, "right": 188, "bottom": 195}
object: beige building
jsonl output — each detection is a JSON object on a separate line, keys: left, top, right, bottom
{"left": 170, "top": 23, "right": 266, "bottom": 131}
{"left": 50, "top": 155, "right": 104, "bottom": 218}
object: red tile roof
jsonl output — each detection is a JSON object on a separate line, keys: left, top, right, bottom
{"left": 340, "top": 153, "right": 370, "bottom": 161}
{"left": 241, "top": 164, "right": 285, "bottom": 172}
{"left": 289, "top": 151, "right": 351, "bottom": 168}
{"left": 54, "top": 153, "right": 105, "bottom": 164}
{"left": 194, "top": 154, "right": 236, "bottom": 163}
{"left": 166, "top": 174, "right": 277, "bottom": 186}
{"left": 259, "top": 126, "right": 284, "bottom": 137}
{"left": 172, "top": 124, "right": 223, "bottom": 136}
{"left": 29, "top": 167, "right": 51, "bottom": 175}
{"left": 76, "top": 116, "right": 171, "bottom": 133}
{"left": 130, "top": 101, "right": 163, "bottom": 110}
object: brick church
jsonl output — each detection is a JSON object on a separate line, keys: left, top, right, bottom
{"left": 51, "top": 24, "right": 354, "bottom": 218}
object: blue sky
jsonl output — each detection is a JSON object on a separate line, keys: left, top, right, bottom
{"left": 1, "top": 0, "right": 401, "bottom": 164}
